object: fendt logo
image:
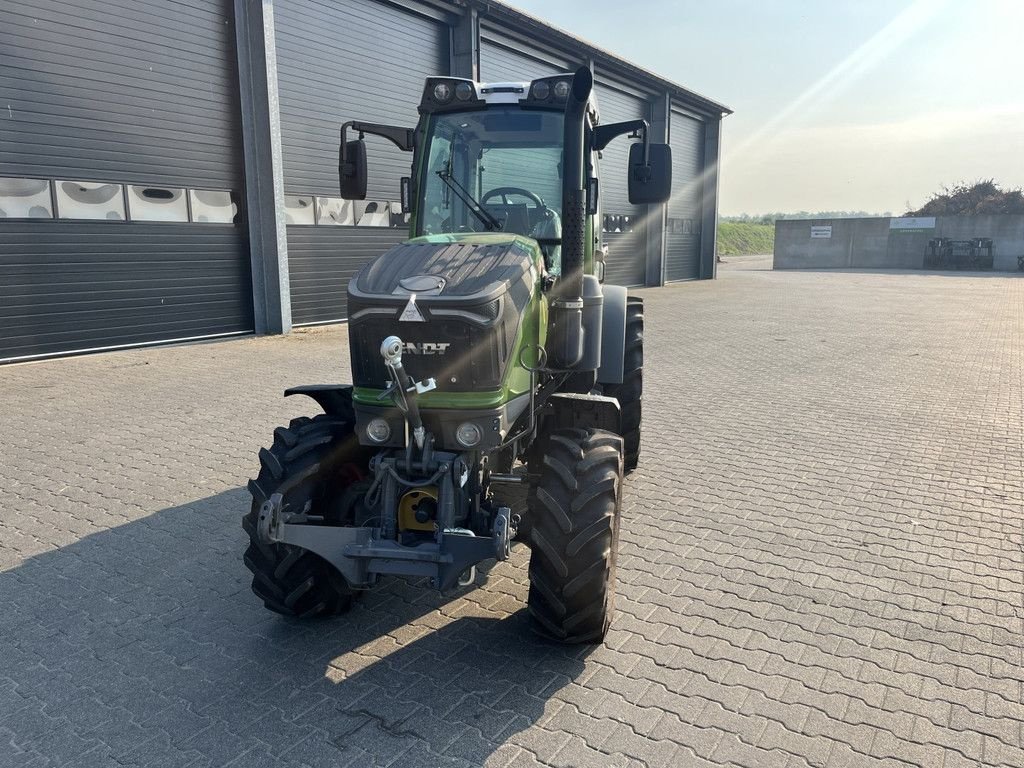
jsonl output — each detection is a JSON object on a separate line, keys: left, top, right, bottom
{"left": 403, "top": 342, "right": 451, "bottom": 355}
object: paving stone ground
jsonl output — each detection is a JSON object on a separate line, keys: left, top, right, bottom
{"left": 2, "top": 255, "right": 1023, "bottom": 767}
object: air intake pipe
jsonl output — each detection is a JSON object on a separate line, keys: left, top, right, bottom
{"left": 546, "top": 66, "right": 592, "bottom": 370}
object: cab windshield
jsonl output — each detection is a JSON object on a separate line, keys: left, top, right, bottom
{"left": 418, "top": 107, "right": 564, "bottom": 262}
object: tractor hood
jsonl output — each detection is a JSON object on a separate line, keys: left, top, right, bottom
{"left": 349, "top": 233, "right": 540, "bottom": 303}
{"left": 346, "top": 234, "right": 540, "bottom": 394}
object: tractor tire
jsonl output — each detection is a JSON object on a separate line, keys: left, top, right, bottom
{"left": 526, "top": 428, "right": 623, "bottom": 644}
{"left": 243, "top": 412, "right": 367, "bottom": 618}
{"left": 602, "top": 295, "right": 643, "bottom": 472}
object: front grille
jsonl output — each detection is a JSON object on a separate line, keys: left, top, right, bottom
{"left": 351, "top": 316, "right": 505, "bottom": 391}
{"left": 478, "top": 298, "right": 501, "bottom": 320}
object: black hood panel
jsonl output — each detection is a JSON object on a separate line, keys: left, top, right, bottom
{"left": 351, "top": 239, "right": 534, "bottom": 301}
{"left": 347, "top": 238, "right": 537, "bottom": 393}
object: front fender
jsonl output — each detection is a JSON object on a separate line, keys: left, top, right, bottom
{"left": 284, "top": 384, "right": 354, "bottom": 419}
{"left": 596, "top": 284, "right": 627, "bottom": 385}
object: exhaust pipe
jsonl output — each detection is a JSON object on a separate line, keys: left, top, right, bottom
{"left": 547, "top": 66, "right": 593, "bottom": 370}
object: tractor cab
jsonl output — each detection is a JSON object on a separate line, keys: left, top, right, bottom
{"left": 413, "top": 76, "right": 594, "bottom": 274}
{"left": 338, "top": 70, "right": 672, "bottom": 279}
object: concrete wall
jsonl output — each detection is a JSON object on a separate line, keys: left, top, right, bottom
{"left": 774, "top": 215, "right": 1024, "bottom": 271}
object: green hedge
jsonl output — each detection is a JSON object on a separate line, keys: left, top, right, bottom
{"left": 717, "top": 221, "right": 775, "bottom": 256}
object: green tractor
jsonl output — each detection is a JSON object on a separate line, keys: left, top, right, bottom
{"left": 244, "top": 67, "right": 671, "bottom": 643}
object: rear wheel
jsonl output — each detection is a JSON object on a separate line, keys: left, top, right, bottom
{"left": 602, "top": 295, "right": 643, "bottom": 472}
{"left": 243, "top": 412, "right": 368, "bottom": 618}
{"left": 526, "top": 428, "right": 623, "bottom": 644}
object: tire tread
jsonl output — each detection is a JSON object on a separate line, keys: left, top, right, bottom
{"left": 242, "top": 413, "right": 359, "bottom": 619}
{"left": 527, "top": 428, "right": 623, "bottom": 644}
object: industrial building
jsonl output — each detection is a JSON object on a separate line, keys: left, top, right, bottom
{"left": 0, "top": 0, "right": 731, "bottom": 363}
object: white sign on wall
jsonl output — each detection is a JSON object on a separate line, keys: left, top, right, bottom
{"left": 890, "top": 217, "right": 936, "bottom": 230}
{"left": 810, "top": 225, "right": 832, "bottom": 239}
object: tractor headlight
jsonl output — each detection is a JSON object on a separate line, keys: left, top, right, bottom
{"left": 552, "top": 80, "right": 570, "bottom": 100}
{"left": 455, "top": 81, "right": 474, "bottom": 101}
{"left": 455, "top": 421, "right": 482, "bottom": 448}
{"left": 366, "top": 417, "right": 392, "bottom": 443}
{"left": 531, "top": 80, "right": 550, "bottom": 100}
{"left": 432, "top": 82, "right": 453, "bottom": 103}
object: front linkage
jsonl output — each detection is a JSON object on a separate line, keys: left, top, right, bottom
{"left": 245, "top": 330, "right": 626, "bottom": 643}
{"left": 254, "top": 335, "right": 518, "bottom": 593}
{"left": 258, "top": 493, "right": 515, "bottom": 593}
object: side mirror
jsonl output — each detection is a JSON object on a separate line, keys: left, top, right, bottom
{"left": 339, "top": 139, "right": 367, "bottom": 200}
{"left": 627, "top": 142, "right": 672, "bottom": 205}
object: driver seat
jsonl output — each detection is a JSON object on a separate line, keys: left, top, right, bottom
{"left": 501, "top": 204, "right": 532, "bottom": 237}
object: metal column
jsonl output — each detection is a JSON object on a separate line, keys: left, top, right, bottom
{"left": 700, "top": 116, "right": 722, "bottom": 280}
{"left": 450, "top": 7, "right": 479, "bottom": 79}
{"left": 646, "top": 91, "right": 669, "bottom": 287}
{"left": 234, "top": 0, "right": 292, "bottom": 334}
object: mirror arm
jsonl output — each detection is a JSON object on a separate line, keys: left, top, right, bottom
{"left": 635, "top": 122, "right": 650, "bottom": 169}
{"left": 591, "top": 119, "right": 649, "bottom": 153}
{"left": 339, "top": 120, "right": 415, "bottom": 172}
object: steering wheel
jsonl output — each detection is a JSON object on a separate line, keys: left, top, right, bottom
{"left": 480, "top": 186, "right": 546, "bottom": 211}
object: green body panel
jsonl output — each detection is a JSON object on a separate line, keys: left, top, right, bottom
{"left": 351, "top": 231, "right": 548, "bottom": 413}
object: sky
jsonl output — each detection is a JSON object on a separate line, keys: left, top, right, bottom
{"left": 504, "top": 0, "right": 1024, "bottom": 216}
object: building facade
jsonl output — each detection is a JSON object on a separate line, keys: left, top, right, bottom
{"left": 0, "top": 0, "right": 730, "bottom": 363}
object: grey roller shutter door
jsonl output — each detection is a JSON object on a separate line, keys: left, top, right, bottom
{"left": 666, "top": 111, "right": 704, "bottom": 282}
{"left": 275, "top": 0, "right": 447, "bottom": 325}
{"left": 596, "top": 82, "right": 649, "bottom": 288}
{"left": 0, "top": 0, "right": 250, "bottom": 363}
{"left": 0, "top": 0, "right": 242, "bottom": 186}
{"left": 480, "top": 37, "right": 566, "bottom": 82}
{"left": 0, "top": 223, "right": 251, "bottom": 360}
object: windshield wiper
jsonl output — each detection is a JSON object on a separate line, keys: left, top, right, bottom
{"left": 436, "top": 169, "right": 502, "bottom": 232}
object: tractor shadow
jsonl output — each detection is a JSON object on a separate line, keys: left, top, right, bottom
{"left": 0, "top": 486, "right": 590, "bottom": 766}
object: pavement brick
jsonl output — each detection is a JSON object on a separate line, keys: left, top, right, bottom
{"left": 2, "top": 255, "right": 1023, "bottom": 766}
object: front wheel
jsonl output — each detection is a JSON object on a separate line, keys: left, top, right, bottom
{"left": 526, "top": 428, "right": 624, "bottom": 644}
{"left": 243, "top": 413, "right": 368, "bottom": 618}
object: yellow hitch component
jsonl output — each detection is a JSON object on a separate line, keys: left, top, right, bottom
{"left": 398, "top": 487, "right": 439, "bottom": 532}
